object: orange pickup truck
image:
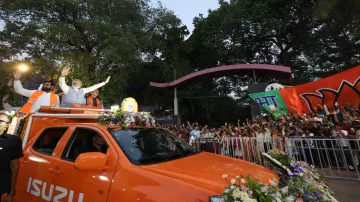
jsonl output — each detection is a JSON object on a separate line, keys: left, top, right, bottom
{"left": 9, "top": 106, "right": 277, "bottom": 202}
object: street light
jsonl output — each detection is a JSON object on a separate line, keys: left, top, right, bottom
{"left": 18, "top": 63, "right": 29, "bottom": 72}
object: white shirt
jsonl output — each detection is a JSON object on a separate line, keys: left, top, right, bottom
{"left": 332, "top": 129, "right": 349, "bottom": 147}
{"left": 190, "top": 130, "right": 201, "bottom": 140}
{"left": 202, "top": 132, "right": 214, "bottom": 138}
{"left": 59, "top": 77, "right": 106, "bottom": 94}
{"left": 13, "top": 80, "right": 60, "bottom": 113}
{"left": 313, "top": 117, "right": 323, "bottom": 122}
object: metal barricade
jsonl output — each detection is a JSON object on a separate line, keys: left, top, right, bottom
{"left": 285, "top": 137, "right": 360, "bottom": 180}
{"left": 198, "top": 137, "right": 360, "bottom": 180}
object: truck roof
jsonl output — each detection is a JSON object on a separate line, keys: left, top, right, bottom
{"left": 16, "top": 105, "right": 156, "bottom": 148}
{"left": 19, "top": 105, "right": 108, "bottom": 148}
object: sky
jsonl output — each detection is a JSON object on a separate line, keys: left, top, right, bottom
{"left": 0, "top": 1, "right": 222, "bottom": 33}
{"left": 150, "top": 0, "right": 222, "bottom": 33}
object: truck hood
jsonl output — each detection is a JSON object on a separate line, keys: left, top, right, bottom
{"left": 142, "top": 152, "right": 278, "bottom": 193}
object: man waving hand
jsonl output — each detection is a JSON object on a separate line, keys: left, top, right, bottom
{"left": 13, "top": 71, "right": 59, "bottom": 114}
{"left": 59, "top": 67, "right": 110, "bottom": 107}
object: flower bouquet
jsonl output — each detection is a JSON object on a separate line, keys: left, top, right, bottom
{"left": 98, "top": 109, "right": 156, "bottom": 128}
{"left": 222, "top": 174, "right": 287, "bottom": 202}
{"left": 220, "top": 151, "right": 338, "bottom": 202}
{"left": 263, "top": 150, "right": 337, "bottom": 202}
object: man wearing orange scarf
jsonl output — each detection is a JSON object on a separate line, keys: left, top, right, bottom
{"left": 86, "top": 89, "right": 104, "bottom": 109}
{"left": 13, "top": 71, "right": 59, "bottom": 114}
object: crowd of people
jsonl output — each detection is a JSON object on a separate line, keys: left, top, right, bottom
{"left": 159, "top": 104, "right": 360, "bottom": 170}
{"left": 161, "top": 103, "right": 360, "bottom": 142}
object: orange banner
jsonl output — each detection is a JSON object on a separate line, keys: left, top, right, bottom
{"left": 280, "top": 65, "right": 360, "bottom": 114}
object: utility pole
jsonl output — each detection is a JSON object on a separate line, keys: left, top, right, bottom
{"left": 174, "top": 69, "right": 178, "bottom": 116}
{"left": 173, "top": 69, "right": 180, "bottom": 125}
{"left": 253, "top": 69, "right": 257, "bottom": 84}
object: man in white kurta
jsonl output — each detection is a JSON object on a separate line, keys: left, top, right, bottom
{"left": 13, "top": 71, "right": 60, "bottom": 113}
{"left": 58, "top": 67, "right": 110, "bottom": 107}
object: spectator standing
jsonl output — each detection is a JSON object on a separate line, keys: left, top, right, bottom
{"left": 0, "top": 112, "right": 23, "bottom": 202}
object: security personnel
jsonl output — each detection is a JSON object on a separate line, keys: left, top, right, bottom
{"left": 59, "top": 67, "right": 110, "bottom": 107}
{"left": 0, "top": 112, "right": 23, "bottom": 202}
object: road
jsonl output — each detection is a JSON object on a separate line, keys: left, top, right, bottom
{"left": 326, "top": 178, "right": 360, "bottom": 202}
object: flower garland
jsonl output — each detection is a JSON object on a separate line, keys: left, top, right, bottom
{"left": 222, "top": 174, "right": 280, "bottom": 202}
{"left": 98, "top": 109, "right": 156, "bottom": 128}
{"left": 13, "top": 117, "right": 26, "bottom": 136}
{"left": 221, "top": 150, "right": 338, "bottom": 202}
{"left": 2, "top": 110, "right": 26, "bottom": 136}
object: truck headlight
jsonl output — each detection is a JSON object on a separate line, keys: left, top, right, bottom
{"left": 209, "top": 196, "right": 224, "bottom": 202}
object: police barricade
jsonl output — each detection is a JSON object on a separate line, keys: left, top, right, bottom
{"left": 197, "top": 136, "right": 360, "bottom": 180}
{"left": 198, "top": 138, "right": 216, "bottom": 153}
{"left": 285, "top": 137, "right": 360, "bottom": 180}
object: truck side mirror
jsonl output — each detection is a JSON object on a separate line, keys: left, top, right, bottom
{"left": 74, "top": 152, "right": 108, "bottom": 171}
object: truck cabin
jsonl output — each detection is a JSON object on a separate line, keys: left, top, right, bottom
{"left": 14, "top": 105, "right": 109, "bottom": 149}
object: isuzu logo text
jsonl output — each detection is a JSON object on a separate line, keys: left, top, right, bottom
{"left": 27, "top": 177, "right": 84, "bottom": 202}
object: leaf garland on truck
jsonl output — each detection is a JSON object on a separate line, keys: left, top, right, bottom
{"left": 14, "top": 117, "right": 26, "bottom": 136}
{"left": 5, "top": 112, "right": 26, "bottom": 136}
{"left": 98, "top": 109, "right": 156, "bottom": 128}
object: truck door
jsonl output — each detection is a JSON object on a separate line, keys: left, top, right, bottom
{"left": 48, "top": 126, "right": 118, "bottom": 202}
{"left": 15, "top": 127, "right": 70, "bottom": 202}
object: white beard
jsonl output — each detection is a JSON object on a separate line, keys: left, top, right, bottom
{"left": 72, "top": 86, "right": 80, "bottom": 90}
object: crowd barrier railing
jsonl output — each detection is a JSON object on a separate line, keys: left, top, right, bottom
{"left": 195, "top": 136, "right": 360, "bottom": 180}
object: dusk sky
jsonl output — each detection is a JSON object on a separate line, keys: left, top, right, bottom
{"left": 0, "top": 1, "right": 223, "bottom": 33}
{"left": 151, "top": 0, "right": 222, "bottom": 33}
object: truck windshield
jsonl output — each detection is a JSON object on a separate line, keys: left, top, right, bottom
{"left": 109, "top": 128, "right": 200, "bottom": 165}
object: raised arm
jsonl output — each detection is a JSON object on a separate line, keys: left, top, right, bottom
{"left": 58, "top": 77, "right": 70, "bottom": 94}
{"left": 187, "top": 121, "right": 193, "bottom": 130}
{"left": 59, "top": 67, "right": 71, "bottom": 94}
{"left": 13, "top": 71, "right": 35, "bottom": 97}
{"left": 323, "top": 104, "right": 329, "bottom": 115}
{"left": 200, "top": 126, "right": 207, "bottom": 134}
{"left": 2, "top": 94, "right": 15, "bottom": 111}
{"left": 82, "top": 76, "right": 111, "bottom": 94}
{"left": 7, "top": 78, "right": 19, "bottom": 95}
{"left": 82, "top": 82, "right": 106, "bottom": 94}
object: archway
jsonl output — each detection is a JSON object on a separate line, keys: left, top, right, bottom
{"left": 150, "top": 64, "right": 291, "bottom": 88}
{"left": 149, "top": 64, "right": 292, "bottom": 123}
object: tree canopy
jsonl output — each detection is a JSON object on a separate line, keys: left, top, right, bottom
{"left": 1, "top": 0, "right": 360, "bottom": 126}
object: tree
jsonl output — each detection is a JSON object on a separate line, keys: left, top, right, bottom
{"left": 171, "top": 0, "right": 360, "bottom": 123}
{"left": 0, "top": 0, "right": 184, "bottom": 104}
{"left": 188, "top": 0, "right": 360, "bottom": 86}
{"left": 303, "top": 0, "right": 360, "bottom": 78}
